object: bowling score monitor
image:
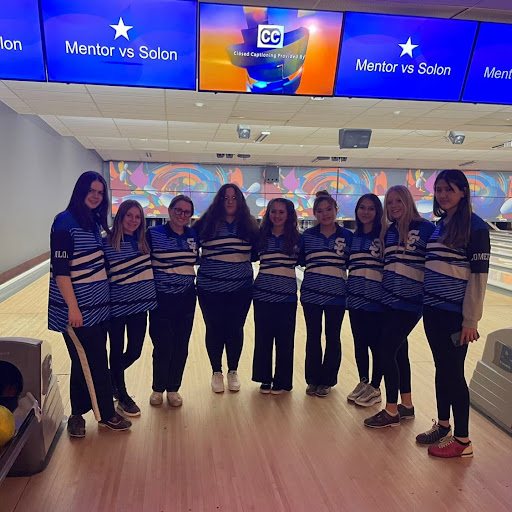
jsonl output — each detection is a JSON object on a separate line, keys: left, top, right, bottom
{"left": 335, "top": 12, "right": 478, "bottom": 102}
{"left": 199, "top": 3, "right": 343, "bottom": 96}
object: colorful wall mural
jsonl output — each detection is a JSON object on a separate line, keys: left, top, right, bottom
{"left": 109, "top": 161, "right": 512, "bottom": 221}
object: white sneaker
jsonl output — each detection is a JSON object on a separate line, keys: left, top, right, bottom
{"left": 149, "top": 391, "right": 163, "bottom": 406}
{"left": 167, "top": 392, "right": 183, "bottom": 407}
{"left": 211, "top": 372, "right": 224, "bottom": 393}
{"left": 227, "top": 371, "right": 241, "bottom": 392}
{"left": 347, "top": 380, "right": 368, "bottom": 402}
{"left": 355, "top": 385, "right": 382, "bottom": 407}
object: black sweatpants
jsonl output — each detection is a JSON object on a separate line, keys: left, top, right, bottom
{"left": 423, "top": 305, "right": 470, "bottom": 438}
{"left": 302, "top": 302, "right": 345, "bottom": 387}
{"left": 63, "top": 321, "right": 115, "bottom": 421}
{"left": 149, "top": 290, "right": 196, "bottom": 393}
{"left": 198, "top": 286, "right": 253, "bottom": 373}
{"left": 380, "top": 309, "right": 421, "bottom": 404}
{"left": 349, "top": 309, "right": 383, "bottom": 388}
{"left": 108, "top": 311, "right": 147, "bottom": 398}
{"left": 252, "top": 300, "right": 297, "bottom": 391}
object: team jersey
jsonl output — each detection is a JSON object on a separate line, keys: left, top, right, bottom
{"left": 424, "top": 213, "right": 490, "bottom": 313}
{"left": 381, "top": 219, "right": 436, "bottom": 313}
{"left": 347, "top": 231, "right": 384, "bottom": 311}
{"left": 299, "top": 224, "right": 352, "bottom": 306}
{"left": 253, "top": 234, "right": 300, "bottom": 303}
{"left": 48, "top": 211, "right": 109, "bottom": 332}
{"left": 147, "top": 224, "right": 198, "bottom": 295}
{"left": 102, "top": 234, "right": 157, "bottom": 318}
{"left": 197, "top": 221, "right": 255, "bottom": 293}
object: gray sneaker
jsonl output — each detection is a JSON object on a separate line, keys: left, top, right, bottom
{"left": 354, "top": 385, "right": 381, "bottom": 407}
{"left": 306, "top": 384, "right": 318, "bottom": 396}
{"left": 315, "top": 385, "right": 331, "bottom": 397}
{"left": 347, "top": 380, "right": 368, "bottom": 402}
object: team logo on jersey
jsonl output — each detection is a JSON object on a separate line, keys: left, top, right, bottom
{"left": 187, "top": 238, "right": 197, "bottom": 254}
{"left": 370, "top": 238, "right": 382, "bottom": 258}
{"left": 334, "top": 237, "right": 346, "bottom": 257}
{"left": 406, "top": 230, "right": 420, "bottom": 251}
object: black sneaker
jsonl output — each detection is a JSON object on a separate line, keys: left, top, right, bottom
{"left": 117, "top": 395, "right": 141, "bottom": 417}
{"left": 416, "top": 420, "right": 452, "bottom": 444}
{"left": 306, "top": 384, "right": 318, "bottom": 396}
{"left": 99, "top": 413, "right": 132, "bottom": 431}
{"left": 259, "top": 383, "right": 271, "bottom": 394}
{"left": 67, "top": 415, "right": 85, "bottom": 438}
{"left": 364, "top": 409, "right": 400, "bottom": 428}
{"left": 397, "top": 404, "right": 415, "bottom": 420}
{"left": 315, "top": 385, "right": 331, "bottom": 398}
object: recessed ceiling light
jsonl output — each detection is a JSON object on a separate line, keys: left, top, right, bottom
{"left": 299, "top": 145, "right": 304, "bottom": 147}
{"left": 139, "top": 138, "right": 148, "bottom": 141}
{"left": 311, "top": 97, "right": 325, "bottom": 101}
{"left": 185, "top": 140, "right": 191, "bottom": 143}
{"left": 393, "top": 110, "right": 401, "bottom": 115}
{"left": 194, "top": 102, "right": 204, "bottom": 107}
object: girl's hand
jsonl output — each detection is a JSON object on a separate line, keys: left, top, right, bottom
{"left": 461, "top": 327, "right": 479, "bottom": 345}
{"left": 68, "top": 306, "right": 83, "bottom": 328}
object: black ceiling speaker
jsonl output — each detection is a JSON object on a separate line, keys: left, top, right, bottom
{"left": 264, "top": 165, "right": 279, "bottom": 183}
{"left": 339, "top": 129, "right": 372, "bottom": 149}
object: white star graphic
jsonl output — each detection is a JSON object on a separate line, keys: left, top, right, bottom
{"left": 109, "top": 17, "right": 133, "bottom": 41}
{"left": 398, "top": 37, "right": 419, "bottom": 58}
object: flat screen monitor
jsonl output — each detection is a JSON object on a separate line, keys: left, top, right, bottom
{"left": 0, "top": 0, "right": 46, "bottom": 81}
{"left": 463, "top": 23, "right": 512, "bottom": 105}
{"left": 41, "top": 0, "right": 197, "bottom": 89}
{"left": 199, "top": 3, "right": 343, "bottom": 96}
{"left": 335, "top": 12, "right": 478, "bottom": 101}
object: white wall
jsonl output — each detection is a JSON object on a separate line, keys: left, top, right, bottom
{"left": 0, "top": 102, "right": 103, "bottom": 274}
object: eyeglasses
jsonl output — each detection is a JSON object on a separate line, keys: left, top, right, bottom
{"left": 172, "top": 207, "right": 192, "bottom": 217}
{"left": 224, "top": 195, "right": 237, "bottom": 202}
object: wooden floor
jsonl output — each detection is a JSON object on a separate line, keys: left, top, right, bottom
{"left": 0, "top": 275, "right": 512, "bottom": 512}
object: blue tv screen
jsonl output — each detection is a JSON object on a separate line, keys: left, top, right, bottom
{"left": 41, "top": 0, "right": 197, "bottom": 89}
{"left": 335, "top": 12, "right": 478, "bottom": 101}
{"left": 463, "top": 23, "right": 512, "bottom": 105}
{"left": 0, "top": 0, "right": 46, "bottom": 81}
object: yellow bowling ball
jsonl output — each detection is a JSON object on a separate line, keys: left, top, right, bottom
{"left": 0, "top": 405, "right": 15, "bottom": 447}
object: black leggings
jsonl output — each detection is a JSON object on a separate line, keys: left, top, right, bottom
{"left": 198, "top": 287, "right": 253, "bottom": 373}
{"left": 302, "top": 302, "right": 345, "bottom": 387}
{"left": 252, "top": 300, "right": 296, "bottom": 391}
{"left": 380, "top": 309, "right": 421, "bottom": 404}
{"left": 108, "top": 311, "right": 147, "bottom": 397}
{"left": 423, "top": 305, "right": 470, "bottom": 438}
{"left": 349, "top": 309, "right": 383, "bottom": 388}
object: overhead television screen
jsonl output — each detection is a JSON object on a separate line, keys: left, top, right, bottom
{"left": 335, "top": 12, "right": 478, "bottom": 101}
{"left": 0, "top": 0, "right": 46, "bottom": 81}
{"left": 463, "top": 23, "right": 512, "bottom": 105}
{"left": 199, "top": 3, "right": 343, "bottom": 96}
{"left": 41, "top": 0, "right": 197, "bottom": 89}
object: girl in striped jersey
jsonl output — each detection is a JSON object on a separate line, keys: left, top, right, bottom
{"left": 252, "top": 198, "right": 300, "bottom": 394}
{"left": 347, "top": 194, "right": 384, "bottom": 407}
{"left": 365, "top": 185, "right": 435, "bottom": 429}
{"left": 147, "top": 195, "right": 198, "bottom": 408}
{"left": 299, "top": 191, "right": 352, "bottom": 398}
{"left": 194, "top": 184, "right": 259, "bottom": 393}
{"left": 103, "top": 200, "right": 157, "bottom": 417}
{"left": 49, "top": 171, "right": 131, "bottom": 437}
{"left": 418, "top": 170, "right": 489, "bottom": 458}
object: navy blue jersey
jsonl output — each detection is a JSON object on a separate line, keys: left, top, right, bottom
{"left": 48, "top": 212, "right": 110, "bottom": 332}
{"left": 347, "top": 232, "right": 383, "bottom": 311}
{"left": 102, "top": 234, "right": 157, "bottom": 318}
{"left": 381, "top": 219, "right": 436, "bottom": 313}
{"left": 197, "top": 221, "right": 254, "bottom": 293}
{"left": 299, "top": 224, "right": 352, "bottom": 306}
{"left": 424, "top": 213, "right": 490, "bottom": 313}
{"left": 254, "top": 234, "right": 299, "bottom": 303}
{"left": 147, "top": 224, "right": 198, "bottom": 295}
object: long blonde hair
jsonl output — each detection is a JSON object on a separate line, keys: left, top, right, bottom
{"left": 108, "top": 200, "right": 150, "bottom": 254}
{"left": 381, "top": 185, "right": 426, "bottom": 249}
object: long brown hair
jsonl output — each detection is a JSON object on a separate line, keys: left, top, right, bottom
{"left": 259, "top": 198, "right": 299, "bottom": 256}
{"left": 433, "top": 169, "right": 472, "bottom": 249}
{"left": 108, "top": 200, "right": 149, "bottom": 253}
{"left": 194, "top": 183, "right": 258, "bottom": 242}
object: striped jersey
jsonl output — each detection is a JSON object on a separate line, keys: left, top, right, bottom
{"left": 48, "top": 211, "right": 109, "bottom": 332}
{"left": 381, "top": 220, "right": 436, "bottom": 313}
{"left": 102, "top": 234, "right": 157, "bottom": 318}
{"left": 424, "top": 213, "right": 490, "bottom": 313}
{"left": 347, "top": 231, "right": 383, "bottom": 311}
{"left": 197, "top": 221, "right": 255, "bottom": 293}
{"left": 147, "top": 224, "right": 198, "bottom": 295}
{"left": 254, "top": 234, "right": 299, "bottom": 303}
{"left": 299, "top": 224, "right": 353, "bottom": 306}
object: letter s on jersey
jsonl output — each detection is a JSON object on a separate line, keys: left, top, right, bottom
{"left": 406, "top": 230, "right": 420, "bottom": 252}
{"left": 370, "top": 238, "right": 382, "bottom": 258}
{"left": 334, "top": 237, "right": 346, "bottom": 257}
{"left": 187, "top": 238, "right": 197, "bottom": 254}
